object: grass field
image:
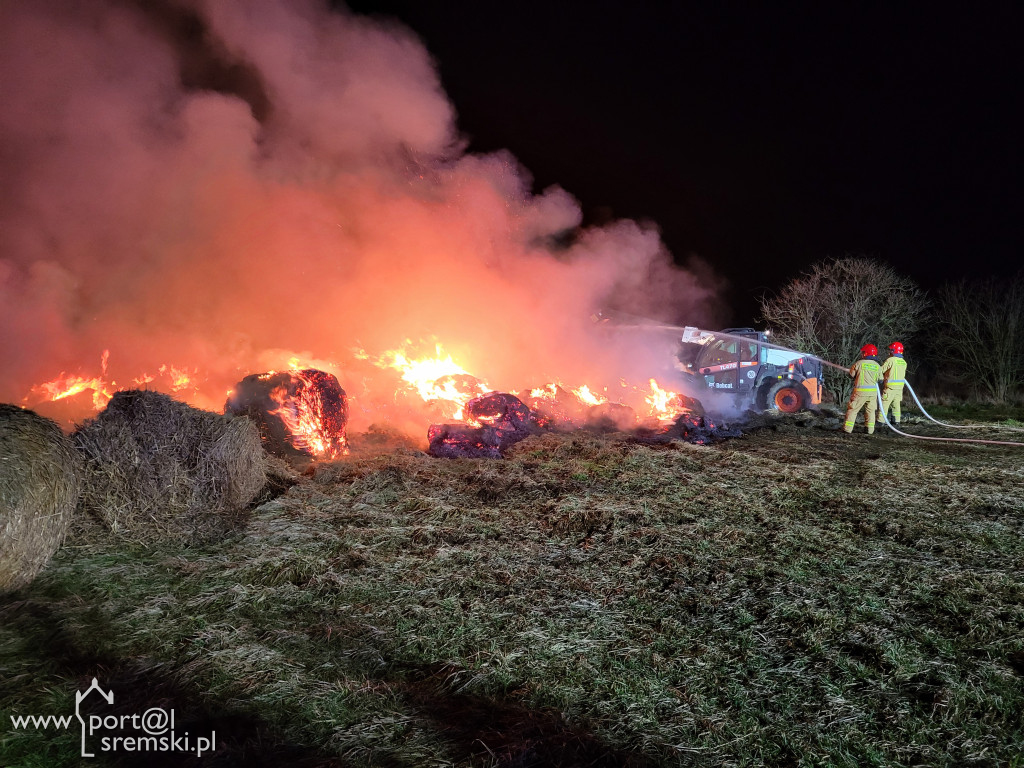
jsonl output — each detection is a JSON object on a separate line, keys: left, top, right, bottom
{"left": 2, "top": 410, "right": 1023, "bottom": 767}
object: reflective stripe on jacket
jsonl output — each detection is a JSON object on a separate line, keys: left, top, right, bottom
{"left": 849, "top": 359, "right": 881, "bottom": 391}
{"left": 880, "top": 355, "right": 907, "bottom": 391}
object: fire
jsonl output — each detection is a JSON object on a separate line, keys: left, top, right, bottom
{"left": 159, "top": 364, "right": 196, "bottom": 392}
{"left": 572, "top": 384, "right": 606, "bottom": 407}
{"left": 23, "top": 339, "right": 703, "bottom": 454}
{"left": 24, "top": 351, "right": 202, "bottom": 414}
{"left": 30, "top": 374, "right": 113, "bottom": 411}
{"left": 526, "top": 378, "right": 691, "bottom": 425}
{"left": 372, "top": 342, "right": 489, "bottom": 420}
{"left": 136, "top": 365, "right": 195, "bottom": 392}
{"left": 266, "top": 370, "right": 348, "bottom": 459}
{"left": 25, "top": 349, "right": 113, "bottom": 410}
{"left": 530, "top": 383, "right": 560, "bottom": 399}
{"left": 645, "top": 378, "right": 682, "bottom": 423}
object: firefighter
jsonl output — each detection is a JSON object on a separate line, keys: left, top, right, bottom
{"left": 844, "top": 343, "right": 881, "bottom": 434}
{"left": 878, "top": 341, "right": 908, "bottom": 425}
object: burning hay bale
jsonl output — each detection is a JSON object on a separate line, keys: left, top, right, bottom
{"left": 672, "top": 393, "right": 705, "bottom": 418}
{"left": 0, "top": 405, "right": 80, "bottom": 593}
{"left": 225, "top": 369, "right": 348, "bottom": 460}
{"left": 73, "top": 391, "right": 267, "bottom": 543}
{"left": 419, "top": 373, "right": 488, "bottom": 420}
{"left": 428, "top": 392, "right": 536, "bottom": 459}
{"left": 467, "top": 392, "right": 533, "bottom": 432}
{"left": 521, "top": 384, "right": 586, "bottom": 430}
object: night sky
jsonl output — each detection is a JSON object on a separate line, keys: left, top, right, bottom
{"left": 343, "top": 1, "right": 1023, "bottom": 325}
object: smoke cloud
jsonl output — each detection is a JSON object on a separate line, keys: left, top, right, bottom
{"left": 0, "top": 0, "right": 722, "bottom": 431}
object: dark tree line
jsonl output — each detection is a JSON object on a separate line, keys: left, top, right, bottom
{"left": 760, "top": 256, "right": 1024, "bottom": 404}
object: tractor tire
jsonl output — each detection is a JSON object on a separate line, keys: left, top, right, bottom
{"left": 765, "top": 380, "right": 808, "bottom": 414}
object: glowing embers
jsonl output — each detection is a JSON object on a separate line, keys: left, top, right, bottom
{"left": 428, "top": 392, "right": 534, "bottom": 458}
{"left": 226, "top": 369, "right": 348, "bottom": 460}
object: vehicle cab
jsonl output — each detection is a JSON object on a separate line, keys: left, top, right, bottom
{"left": 678, "top": 327, "right": 822, "bottom": 412}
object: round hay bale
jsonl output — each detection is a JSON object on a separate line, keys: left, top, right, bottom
{"left": 225, "top": 369, "right": 348, "bottom": 460}
{"left": 0, "top": 404, "right": 80, "bottom": 593}
{"left": 73, "top": 390, "right": 268, "bottom": 544}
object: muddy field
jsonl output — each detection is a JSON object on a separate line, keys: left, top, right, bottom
{"left": 2, "top": 412, "right": 1023, "bottom": 767}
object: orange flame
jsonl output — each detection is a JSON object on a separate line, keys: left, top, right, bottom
{"left": 528, "top": 383, "right": 564, "bottom": 400}
{"left": 372, "top": 342, "right": 489, "bottom": 420}
{"left": 572, "top": 384, "right": 606, "bottom": 407}
{"left": 25, "top": 351, "right": 205, "bottom": 413}
{"left": 644, "top": 378, "right": 682, "bottom": 423}
{"left": 25, "top": 349, "right": 114, "bottom": 410}
{"left": 29, "top": 374, "right": 114, "bottom": 410}
{"left": 158, "top": 364, "right": 196, "bottom": 392}
{"left": 24, "top": 341, "right": 699, "bottom": 440}
{"left": 267, "top": 371, "right": 348, "bottom": 459}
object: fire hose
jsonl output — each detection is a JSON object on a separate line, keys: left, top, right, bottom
{"left": 900, "top": 379, "right": 1024, "bottom": 431}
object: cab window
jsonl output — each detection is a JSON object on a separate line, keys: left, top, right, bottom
{"left": 699, "top": 339, "right": 737, "bottom": 367}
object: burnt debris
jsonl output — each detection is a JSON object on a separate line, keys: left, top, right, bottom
{"left": 427, "top": 391, "right": 744, "bottom": 458}
{"left": 428, "top": 392, "right": 535, "bottom": 459}
{"left": 630, "top": 411, "right": 744, "bottom": 446}
{"left": 225, "top": 369, "right": 348, "bottom": 460}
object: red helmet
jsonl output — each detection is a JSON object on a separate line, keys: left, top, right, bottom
{"left": 860, "top": 343, "right": 878, "bottom": 357}
{"left": 889, "top": 341, "right": 904, "bottom": 354}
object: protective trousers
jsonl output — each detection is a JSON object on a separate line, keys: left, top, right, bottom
{"left": 880, "top": 387, "right": 904, "bottom": 424}
{"left": 844, "top": 390, "right": 877, "bottom": 434}
{"left": 878, "top": 354, "right": 907, "bottom": 425}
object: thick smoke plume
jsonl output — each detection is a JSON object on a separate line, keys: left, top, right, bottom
{"left": 0, "top": 0, "right": 721, "bottom": 433}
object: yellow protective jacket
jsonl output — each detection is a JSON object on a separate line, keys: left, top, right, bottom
{"left": 880, "top": 354, "right": 907, "bottom": 392}
{"left": 849, "top": 358, "right": 882, "bottom": 394}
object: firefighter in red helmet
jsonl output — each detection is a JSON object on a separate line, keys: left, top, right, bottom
{"left": 844, "top": 343, "right": 881, "bottom": 434}
{"left": 878, "top": 341, "right": 908, "bottom": 425}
